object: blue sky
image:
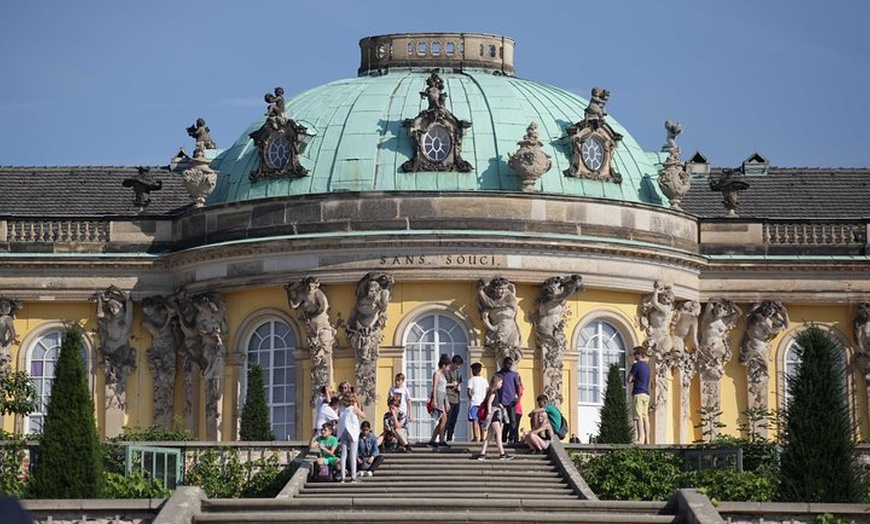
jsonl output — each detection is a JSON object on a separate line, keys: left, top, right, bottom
{"left": 1, "top": 1, "right": 868, "bottom": 168}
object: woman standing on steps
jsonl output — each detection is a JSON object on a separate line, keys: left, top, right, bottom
{"left": 427, "top": 354, "right": 451, "bottom": 448}
{"left": 337, "top": 392, "right": 367, "bottom": 483}
{"left": 476, "top": 374, "right": 513, "bottom": 461}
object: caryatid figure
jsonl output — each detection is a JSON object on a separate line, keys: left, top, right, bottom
{"left": 346, "top": 272, "right": 394, "bottom": 406}
{"left": 286, "top": 277, "right": 337, "bottom": 406}
{"left": 534, "top": 275, "right": 582, "bottom": 405}
{"left": 0, "top": 297, "right": 22, "bottom": 373}
{"left": 478, "top": 277, "right": 522, "bottom": 366}
{"left": 90, "top": 285, "right": 136, "bottom": 406}
{"left": 740, "top": 300, "right": 789, "bottom": 413}
{"left": 142, "top": 295, "right": 181, "bottom": 429}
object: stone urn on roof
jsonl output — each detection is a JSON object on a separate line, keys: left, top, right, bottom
{"left": 709, "top": 168, "right": 750, "bottom": 217}
{"left": 509, "top": 122, "right": 552, "bottom": 192}
{"left": 656, "top": 121, "right": 691, "bottom": 211}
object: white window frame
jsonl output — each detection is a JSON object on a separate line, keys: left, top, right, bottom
{"left": 240, "top": 311, "right": 299, "bottom": 440}
{"left": 777, "top": 326, "right": 854, "bottom": 423}
{"left": 575, "top": 319, "right": 629, "bottom": 406}
{"left": 19, "top": 323, "right": 94, "bottom": 435}
{"left": 400, "top": 307, "right": 472, "bottom": 442}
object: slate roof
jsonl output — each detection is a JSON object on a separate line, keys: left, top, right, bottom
{"left": 680, "top": 168, "right": 870, "bottom": 220}
{"left": 0, "top": 166, "right": 192, "bottom": 218}
{"left": 0, "top": 165, "right": 868, "bottom": 221}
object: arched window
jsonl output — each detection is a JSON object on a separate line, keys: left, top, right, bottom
{"left": 781, "top": 334, "right": 848, "bottom": 410}
{"left": 576, "top": 319, "right": 628, "bottom": 442}
{"left": 245, "top": 318, "right": 297, "bottom": 440}
{"left": 25, "top": 328, "right": 90, "bottom": 434}
{"left": 402, "top": 312, "right": 469, "bottom": 442}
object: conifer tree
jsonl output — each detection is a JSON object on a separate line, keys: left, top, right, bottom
{"left": 778, "top": 326, "right": 863, "bottom": 502}
{"left": 29, "top": 328, "right": 104, "bottom": 498}
{"left": 596, "top": 362, "right": 633, "bottom": 443}
{"left": 239, "top": 363, "right": 275, "bottom": 441}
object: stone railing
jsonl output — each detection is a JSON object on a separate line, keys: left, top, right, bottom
{"left": 6, "top": 219, "right": 110, "bottom": 242}
{"left": 762, "top": 222, "right": 866, "bottom": 246}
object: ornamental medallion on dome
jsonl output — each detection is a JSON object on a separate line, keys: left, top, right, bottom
{"left": 563, "top": 87, "right": 623, "bottom": 184}
{"left": 249, "top": 87, "right": 309, "bottom": 181}
{"left": 401, "top": 72, "right": 472, "bottom": 173}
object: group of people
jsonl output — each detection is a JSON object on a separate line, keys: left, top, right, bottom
{"left": 310, "top": 353, "right": 579, "bottom": 481}
{"left": 310, "top": 381, "right": 386, "bottom": 483}
{"left": 427, "top": 355, "right": 567, "bottom": 461}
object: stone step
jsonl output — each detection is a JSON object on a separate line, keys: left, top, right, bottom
{"left": 201, "top": 498, "right": 669, "bottom": 514}
{"left": 341, "top": 469, "right": 562, "bottom": 478}
{"left": 296, "top": 488, "right": 574, "bottom": 498}
{"left": 347, "top": 460, "right": 559, "bottom": 470}
{"left": 300, "top": 477, "right": 569, "bottom": 487}
{"left": 378, "top": 455, "right": 553, "bottom": 463}
{"left": 193, "top": 509, "right": 681, "bottom": 523}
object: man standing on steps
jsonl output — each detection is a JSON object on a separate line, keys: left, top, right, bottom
{"left": 444, "top": 354, "right": 464, "bottom": 442}
{"left": 627, "top": 345, "right": 651, "bottom": 445}
{"left": 497, "top": 357, "right": 523, "bottom": 443}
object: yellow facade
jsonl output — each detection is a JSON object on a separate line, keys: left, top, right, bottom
{"left": 5, "top": 283, "right": 864, "bottom": 443}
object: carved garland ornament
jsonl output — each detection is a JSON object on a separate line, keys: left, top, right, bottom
{"left": 249, "top": 87, "right": 309, "bottom": 181}
{"left": 564, "top": 87, "right": 623, "bottom": 183}
{"left": 401, "top": 72, "right": 472, "bottom": 173}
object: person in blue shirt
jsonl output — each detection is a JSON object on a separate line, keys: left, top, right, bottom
{"left": 627, "top": 345, "right": 651, "bottom": 445}
{"left": 356, "top": 420, "right": 383, "bottom": 477}
{"left": 496, "top": 357, "right": 523, "bottom": 443}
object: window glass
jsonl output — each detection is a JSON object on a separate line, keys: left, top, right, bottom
{"left": 26, "top": 329, "right": 89, "bottom": 434}
{"left": 403, "top": 312, "right": 469, "bottom": 441}
{"left": 783, "top": 337, "right": 847, "bottom": 408}
{"left": 577, "top": 320, "right": 627, "bottom": 404}
{"left": 246, "top": 319, "right": 297, "bottom": 439}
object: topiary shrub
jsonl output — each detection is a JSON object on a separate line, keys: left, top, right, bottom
{"left": 778, "top": 326, "right": 865, "bottom": 503}
{"left": 576, "top": 448, "right": 682, "bottom": 500}
{"left": 239, "top": 364, "right": 275, "bottom": 441}
{"left": 595, "top": 363, "right": 633, "bottom": 444}
{"left": 28, "top": 328, "right": 104, "bottom": 498}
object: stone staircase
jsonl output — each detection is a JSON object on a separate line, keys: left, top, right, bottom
{"left": 190, "top": 441, "right": 685, "bottom": 523}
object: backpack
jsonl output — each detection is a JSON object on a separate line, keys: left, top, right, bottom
{"left": 312, "top": 463, "right": 331, "bottom": 482}
{"left": 555, "top": 412, "right": 568, "bottom": 440}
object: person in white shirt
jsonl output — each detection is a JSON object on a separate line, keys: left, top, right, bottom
{"left": 315, "top": 396, "right": 339, "bottom": 435}
{"left": 466, "top": 362, "right": 488, "bottom": 442}
{"left": 388, "top": 373, "right": 413, "bottom": 423}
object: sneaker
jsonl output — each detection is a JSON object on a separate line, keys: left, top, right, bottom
{"left": 426, "top": 441, "right": 438, "bottom": 448}
{"left": 499, "top": 454, "right": 514, "bottom": 461}
{"left": 405, "top": 445, "right": 414, "bottom": 453}
{"left": 357, "top": 471, "right": 365, "bottom": 478}
{"left": 352, "top": 478, "right": 361, "bottom": 484}
{"left": 476, "top": 454, "right": 487, "bottom": 461}
{"left": 438, "top": 441, "right": 450, "bottom": 448}
{"left": 366, "top": 471, "right": 373, "bottom": 477}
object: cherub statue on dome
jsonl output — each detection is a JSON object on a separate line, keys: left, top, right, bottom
{"left": 264, "top": 87, "right": 287, "bottom": 130}
{"left": 421, "top": 72, "right": 447, "bottom": 111}
{"left": 186, "top": 118, "right": 216, "bottom": 152}
{"left": 584, "top": 87, "right": 610, "bottom": 123}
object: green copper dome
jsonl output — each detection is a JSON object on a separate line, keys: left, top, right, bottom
{"left": 210, "top": 35, "right": 665, "bottom": 206}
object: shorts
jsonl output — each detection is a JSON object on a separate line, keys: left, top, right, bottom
{"left": 632, "top": 393, "right": 650, "bottom": 420}
{"left": 469, "top": 406, "right": 479, "bottom": 421}
{"left": 432, "top": 408, "right": 445, "bottom": 420}
{"left": 481, "top": 407, "right": 505, "bottom": 431}
{"left": 319, "top": 455, "right": 338, "bottom": 466}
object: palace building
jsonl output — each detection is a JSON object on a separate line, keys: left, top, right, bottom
{"left": 1, "top": 32, "right": 869, "bottom": 444}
